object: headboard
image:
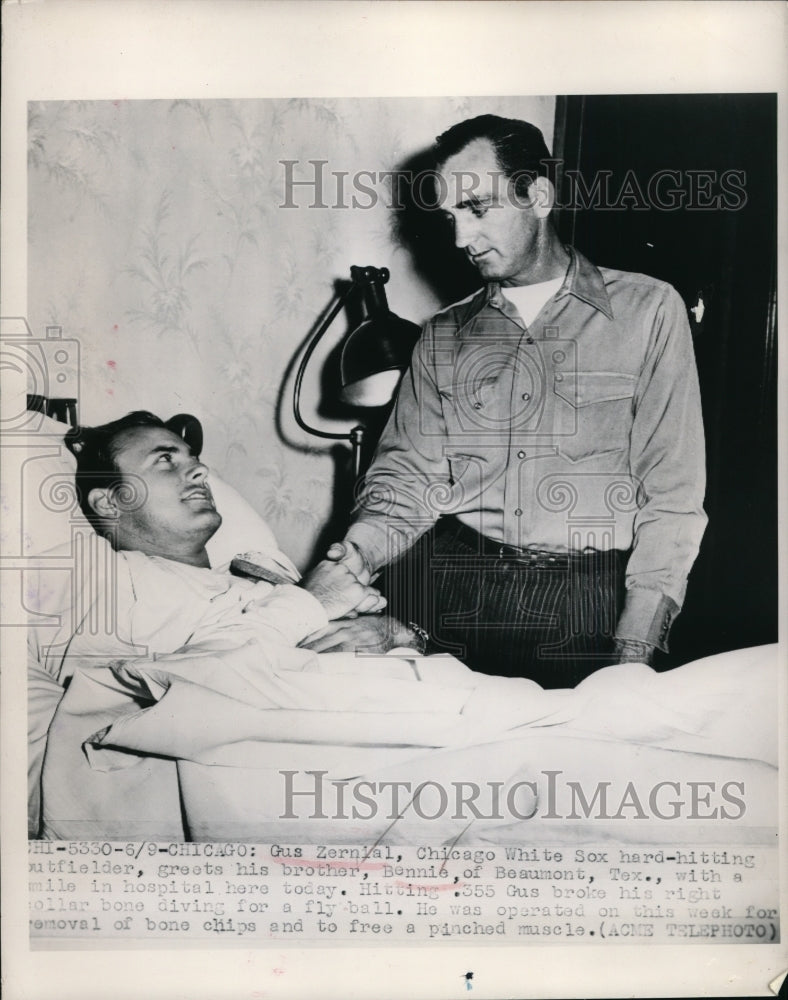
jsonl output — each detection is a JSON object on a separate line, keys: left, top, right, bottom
{"left": 25, "top": 393, "right": 204, "bottom": 459}
{"left": 26, "top": 394, "right": 78, "bottom": 430}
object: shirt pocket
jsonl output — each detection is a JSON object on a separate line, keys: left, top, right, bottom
{"left": 554, "top": 371, "right": 637, "bottom": 461}
{"left": 440, "top": 374, "right": 511, "bottom": 436}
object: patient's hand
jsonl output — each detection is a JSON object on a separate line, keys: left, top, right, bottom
{"left": 301, "top": 560, "right": 386, "bottom": 620}
{"left": 299, "top": 614, "right": 419, "bottom": 654}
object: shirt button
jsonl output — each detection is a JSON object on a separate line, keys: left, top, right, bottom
{"left": 473, "top": 401, "right": 483, "bottom": 410}
{"left": 517, "top": 450, "right": 526, "bottom": 459}
{"left": 525, "top": 336, "right": 534, "bottom": 345}
{"left": 555, "top": 373, "right": 564, "bottom": 382}
{"left": 514, "top": 508, "right": 523, "bottom": 517}
{"left": 521, "top": 392, "right": 531, "bottom": 401}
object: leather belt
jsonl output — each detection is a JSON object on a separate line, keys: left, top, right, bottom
{"left": 450, "top": 519, "right": 625, "bottom": 569}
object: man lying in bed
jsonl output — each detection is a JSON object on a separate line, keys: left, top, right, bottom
{"left": 36, "top": 410, "right": 413, "bottom": 684}
{"left": 30, "top": 416, "right": 777, "bottom": 845}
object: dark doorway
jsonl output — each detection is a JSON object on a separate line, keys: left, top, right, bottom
{"left": 555, "top": 94, "right": 778, "bottom": 666}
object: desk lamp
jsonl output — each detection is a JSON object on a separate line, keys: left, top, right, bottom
{"left": 293, "top": 266, "right": 421, "bottom": 479}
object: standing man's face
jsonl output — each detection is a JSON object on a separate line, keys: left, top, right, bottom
{"left": 437, "top": 138, "right": 544, "bottom": 286}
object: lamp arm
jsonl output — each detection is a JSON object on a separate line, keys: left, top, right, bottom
{"left": 292, "top": 285, "right": 356, "bottom": 442}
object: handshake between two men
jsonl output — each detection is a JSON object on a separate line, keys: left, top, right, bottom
{"left": 299, "top": 541, "right": 422, "bottom": 655}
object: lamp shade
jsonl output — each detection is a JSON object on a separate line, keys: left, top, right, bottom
{"left": 339, "top": 266, "right": 421, "bottom": 406}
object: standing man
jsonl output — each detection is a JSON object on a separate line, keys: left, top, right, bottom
{"left": 329, "top": 114, "right": 707, "bottom": 687}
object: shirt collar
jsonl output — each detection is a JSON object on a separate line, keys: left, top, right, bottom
{"left": 482, "top": 246, "right": 614, "bottom": 322}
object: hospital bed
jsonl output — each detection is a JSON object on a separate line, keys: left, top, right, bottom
{"left": 19, "top": 401, "right": 779, "bottom": 850}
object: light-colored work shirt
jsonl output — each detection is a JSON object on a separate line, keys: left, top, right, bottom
{"left": 346, "top": 247, "right": 707, "bottom": 651}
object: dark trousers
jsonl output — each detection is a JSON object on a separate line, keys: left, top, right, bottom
{"left": 380, "top": 517, "right": 627, "bottom": 689}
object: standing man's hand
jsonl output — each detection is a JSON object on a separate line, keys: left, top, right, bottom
{"left": 301, "top": 560, "right": 385, "bottom": 620}
{"left": 612, "top": 638, "right": 656, "bottom": 666}
{"left": 325, "top": 540, "right": 374, "bottom": 585}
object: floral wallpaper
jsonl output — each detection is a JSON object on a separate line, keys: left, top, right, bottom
{"left": 28, "top": 96, "right": 555, "bottom": 567}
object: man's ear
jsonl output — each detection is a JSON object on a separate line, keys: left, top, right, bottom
{"left": 87, "top": 487, "right": 120, "bottom": 521}
{"left": 529, "top": 175, "right": 555, "bottom": 219}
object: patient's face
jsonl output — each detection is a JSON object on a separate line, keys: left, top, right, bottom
{"left": 109, "top": 426, "right": 222, "bottom": 563}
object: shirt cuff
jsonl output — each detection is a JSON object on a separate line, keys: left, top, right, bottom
{"left": 344, "top": 522, "right": 390, "bottom": 575}
{"left": 615, "top": 591, "right": 680, "bottom": 654}
{"left": 247, "top": 584, "right": 329, "bottom": 645}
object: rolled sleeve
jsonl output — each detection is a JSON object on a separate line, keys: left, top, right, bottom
{"left": 616, "top": 591, "right": 679, "bottom": 654}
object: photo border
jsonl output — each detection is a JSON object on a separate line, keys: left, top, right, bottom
{"left": 2, "top": 2, "right": 786, "bottom": 998}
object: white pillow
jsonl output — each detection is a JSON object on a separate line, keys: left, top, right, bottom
{"left": 206, "top": 477, "right": 285, "bottom": 569}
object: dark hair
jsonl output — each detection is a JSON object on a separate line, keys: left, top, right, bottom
{"left": 434, "top": 114, "right": 553, "bottom": 200}
{"left": 65, "top": 411, "right": 168, "bottom": 530}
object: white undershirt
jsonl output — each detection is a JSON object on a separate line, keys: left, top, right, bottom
{"left": 500, "top": 276, "right": 564, "bottom": 327}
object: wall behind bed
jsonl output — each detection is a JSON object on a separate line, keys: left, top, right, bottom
{"left": 27, "top": 96, "right": 554, "bottom": 567}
